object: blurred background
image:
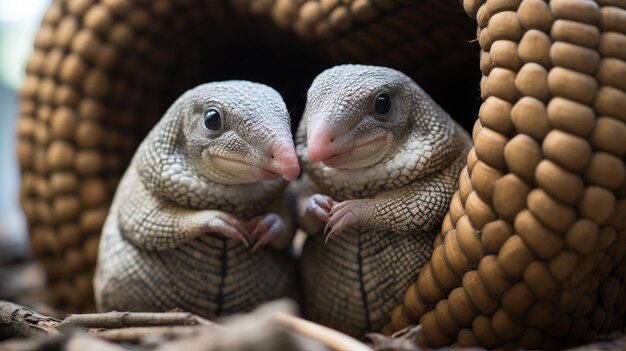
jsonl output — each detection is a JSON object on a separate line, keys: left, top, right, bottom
{"left": 0, "top": 0, "right": 50, "bottom": 253}
{"left": 0, "top": 0, "right": 50, "bottom": 309}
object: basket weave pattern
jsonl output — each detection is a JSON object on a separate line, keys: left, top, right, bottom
{"left": 388, "top": 0, "right": 626, "bottom": 348}
{"left": 16, "top": 0, "right": 475, "bottom": 312}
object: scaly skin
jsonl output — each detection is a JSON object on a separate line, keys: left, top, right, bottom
{"left": 94, "top": 81, "right": 300, "bottom": 317}
{"left": 296, "top": 65, "right": 472, "bottom": 338}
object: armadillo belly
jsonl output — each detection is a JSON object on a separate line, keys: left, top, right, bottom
{"left": 95, "top": 215, "right": 295, "bottom": 317}
{"left": 300, "top": 228, "right": 435, "bottom": 338}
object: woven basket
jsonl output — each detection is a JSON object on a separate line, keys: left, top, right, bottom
{"left": 16, "top": 0, "right": 626, "bottom": 348}
{"left": 16, "top": 0, "right": 476, "bottom": 313}
{"left": 387, "top": 0, "right": 626, "bottom": 349}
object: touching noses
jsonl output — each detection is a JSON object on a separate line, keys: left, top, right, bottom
{"left": 307, "top": 128, "right": 337, "bottom": 164}
{"left": 269, "top": 143, "right": 301, "bottom": 181}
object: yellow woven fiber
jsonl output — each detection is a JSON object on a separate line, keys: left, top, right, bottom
{"left": 388, "top": 0, "right": 626, "bottom": 349}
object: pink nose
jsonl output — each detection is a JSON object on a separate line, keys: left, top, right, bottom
{"left": 271, "top": 144, "right": 300, "bottom": 181}
{"left": 307, "top": 128, "right": 337, "bottom": 164}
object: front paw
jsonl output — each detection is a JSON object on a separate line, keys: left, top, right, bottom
{"left": 324, "top": 200, "right": 365, "bottom": 243}
{"left": 306, "top": 194, "right": 337, "bottom": 222}
{"left": 245, "top": 213, "right": 285, "bottom": 252}
{"left": 203, "top": 211, "right": 251, "bottom": 248}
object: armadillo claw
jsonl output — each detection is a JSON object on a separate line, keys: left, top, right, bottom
{"left": 207, "top": 213, "right": 250, "bottom": 248}
{"left": 324, "top": 201, "right": 358, "bottom": 243}
{"left": 307, "top": 194, "right": 337, "bottom": 223}
{"left": 247, "top": 213, "right": 285, "bottom": 252}
{"left": 329, "top": 200, "right": 351, "bottom": 215}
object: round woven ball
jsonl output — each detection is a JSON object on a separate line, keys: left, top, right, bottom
{"left": 388, "top": 0, "right": 626, "bottom": 349}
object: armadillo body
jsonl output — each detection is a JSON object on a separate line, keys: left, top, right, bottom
{"left": 95, "top": 167, "right": 295, "bottom": 316}
{"left": 95, "top": 81, "right": 299, "bottom": 317}
{"left": 299, "top": 152, "right": 468, "bottom": 337}
{"left": 296, "top": 65, "right": 472, "bottom": 338}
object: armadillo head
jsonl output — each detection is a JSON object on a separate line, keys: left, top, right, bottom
{"left": 302, "top": 64, "right": 418, "bottom": 169}
{"left": 173, "top": 81, "right": 299, "bottom": 185}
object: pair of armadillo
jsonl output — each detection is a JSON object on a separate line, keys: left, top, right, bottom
{"left": 94, "top": 64, "right": 471, "bottom": 338}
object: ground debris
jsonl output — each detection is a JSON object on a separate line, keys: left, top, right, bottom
{"left": 59, "top": 311, "right": 216, "bottom": 329}
{"left": 367, "top": 325, "right": 423, "bottom": 351}
{"left": 94, "top": 325, "right": 209, "bottom": 343}
{"left": 567, "top": 333, "right": 626, "bottom": 351}
{"left": 2, "top": 300, "right": 626, "bottom": 351}
{"left": 0, "top": 299, "right": 363, "bottom": 351}
{"left": 0, "top": 301, "right": 60, "bottom": 340}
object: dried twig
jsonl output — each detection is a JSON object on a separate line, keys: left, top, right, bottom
{"left": 93, "top": 325, "right": 209, "bottom": 343}
{"left": 59, "top": 311, "right": 217, "bottom": 329}
{"left": 0, "top": 300, "right": 60, "bottom": 339}
{"left": 274, "top": 312, "right": 371, "bottom": 351}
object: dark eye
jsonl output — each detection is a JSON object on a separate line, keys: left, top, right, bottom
{"left": 375, "top": 93, "right": 391, "bottom": 114}
{"left": 203, "top": 108, "right": 221, "bottom": 130}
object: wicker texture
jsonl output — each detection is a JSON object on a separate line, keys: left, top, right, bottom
{"left": 388, "top": 0, "right": 626, "bottom": 349}
{"left": 16, "top": 0, "right": 475, "bottom": 312}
